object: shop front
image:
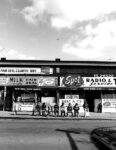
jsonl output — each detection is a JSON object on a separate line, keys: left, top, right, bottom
{"left": 0, "top": 75, "right": 58, "bottom": 112}
{"left": 59, "top": 74, "right": 116, "bottom": 112}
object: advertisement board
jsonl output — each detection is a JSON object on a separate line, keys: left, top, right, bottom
{"left": 59, "top": 99, "right": 84, "bottom": 107}
{"left": 102, "top": 99, "right": 116, "bottom": 112}
{"left": 65, "top": 95, "right": 79, "bottom": 99}
{"left": 38, "top": 77, "right": 58, "bottom": 86}
{"left": 0, "top": 67, "right": 53, "bottom": 74}
{"left": 14, "top": 102, "right": 34, "bottom": 112}
{"left": 0, "top": 77, "right": 8, "bottom": 85}
{"left": 60, "top": 76, "right": 116, "bottom": 88}
{"left": 59, "top": 99, "right": 84, "bottom": 113}
{"left": 7, "top": 76, "right": 38, "bottom": 86}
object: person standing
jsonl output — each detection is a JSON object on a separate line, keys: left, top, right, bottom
{"left": 97, "top": 102, "right": 102, "bottom": 113}
{"left": 60, "top": 103, "right": 65, "bottom": 117}
{"left": 83, "top": 102, "right": 89, "bottom": 117}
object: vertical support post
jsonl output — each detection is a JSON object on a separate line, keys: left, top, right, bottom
{"left": 12, "top": 88, "right": 15, "bottom": 111}
{"left": 3, "top": 86, "right": 6, "bottom": 111}
{"left": 35, "top": 91, "right": 37, "bottom": 104}
{"left": 56, "top": 88, "right": 60, "bottom": 105}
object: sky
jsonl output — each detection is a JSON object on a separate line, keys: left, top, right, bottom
{"left": 0, "top": 0, "right": 116, "bottom": 61}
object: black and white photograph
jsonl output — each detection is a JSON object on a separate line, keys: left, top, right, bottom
{"left": 0, "top": 0, "right": 116, "bottom": 150}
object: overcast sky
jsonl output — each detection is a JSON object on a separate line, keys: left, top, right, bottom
{"left": 0, "top": 0, "right": 116, "bottom": 61}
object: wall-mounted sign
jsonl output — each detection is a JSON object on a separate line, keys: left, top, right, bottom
{"left": 62, "top": 75, "right": 84, "bottom": 88}
{"left": 38, "top": 77, "right": 58, "bottom": 86}
{"left": 102, "top": 99, "right": 116, "bottom": 112}
{"left": 60, "top": 76, "right": 116, "bottom": 88}
{"left": 0, "top": 77, "right": 8, "bottom": 85}
{"left": 41, "top": 67, "right": 53, "bottom": 74}
{"left": 0, "top": 67, "right": 53, "bottom": 75}
{"left": 83, "top": 77, "right": 116, "bottom": 87}
{"left": 7, "top": 76, "right": 38, "bottom": 86}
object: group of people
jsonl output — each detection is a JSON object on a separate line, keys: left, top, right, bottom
{"left": 33, "top": 102, "right": 89, "bottom": 117}
{"left": 60, "top": 103, "right": 80, "bottom": 117}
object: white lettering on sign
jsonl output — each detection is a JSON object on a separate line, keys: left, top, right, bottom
{"left": 62, "top": 75, "right": 84, "bottom": 87}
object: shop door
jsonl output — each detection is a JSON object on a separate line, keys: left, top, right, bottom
{"left": 5, "top": 88, "right": 13, "bottom": 111}
{"left": 85, "top": 90, "right": 101, "bottom": 112}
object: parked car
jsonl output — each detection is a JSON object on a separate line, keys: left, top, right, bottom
{"left": 91, "top": 127, "right": 116, "bottom": 150}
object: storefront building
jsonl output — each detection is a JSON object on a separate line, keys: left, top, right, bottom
{"left": 0, "top": 58, "right": 116, "bottom": 113}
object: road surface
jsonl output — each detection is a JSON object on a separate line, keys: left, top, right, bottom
{"left": 0, "top": 119, "right": 115, "bottom": 150}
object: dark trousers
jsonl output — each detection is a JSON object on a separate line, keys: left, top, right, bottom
{"left": 67, "top": 111, "right": 73, "bottom": 116}
{"left": 74, "top": 111, "right": 79, "bottom": 117}
{"left": 61, "top": 111, "right": 65, "bottom": 117}
{"left": 54, "top": 110, "right": 59, "bottom": 116}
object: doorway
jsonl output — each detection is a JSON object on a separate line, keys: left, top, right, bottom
{"left": 84, "top": 90, "right": 101, "bottom": 112}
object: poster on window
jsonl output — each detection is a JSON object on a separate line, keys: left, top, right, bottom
{"left": 102, "top": 99, "right": 116, "bottom": 112}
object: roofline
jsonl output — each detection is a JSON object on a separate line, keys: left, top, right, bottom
{"left": 0, "top": 58, "right": 116, "bottom": 66}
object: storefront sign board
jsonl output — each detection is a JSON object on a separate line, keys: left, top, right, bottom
{"left": 102, "top": 99, "right": 116, "bottom": 112}
{"left": 60, "top": 77, "right": 116, "bottom": 88}
{"left": 0, "top": 77, "right": 8, "bottom": 85}
{"left": 7, "top": 76, "right": 38, "bottom": 86}
{"left": 0, "top": 67, "right": 53, "bottom": 74}
{"left": 38, "top": 77, "right": 58, "bottom": 86}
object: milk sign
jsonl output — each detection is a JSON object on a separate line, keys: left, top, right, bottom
{"left": 62, "top": 75, "right": 84, "bottom": 87}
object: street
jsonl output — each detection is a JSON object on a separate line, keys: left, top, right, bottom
{"left": 0, "top": 119, "right": 115, "bottom": 150}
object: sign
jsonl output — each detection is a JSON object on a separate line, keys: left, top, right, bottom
{"left": 0, "top": 77, "right": 8, "bottom": 85}
{"left": 60, "top": 76, "right": 116, "bottom": 88}
{"left": 65, "top": 95, "right": 79, "bottom": 99}
{"left": 0, "top": 67, "right": 53, "bottom": 74}
{"left": 59, "top": 99, "right": 84, "bottom": 107}
{"left": 7, "top": 76, "right": 38, "bottom": 86}
{"left": 83, "top": 77, "right": 116, "bottom": 87}
{"left": 41, "top": 67, "right": 53, "bottom": 74}
{"left": 38, "top": 77, "right": 58, "bottom": 86}
{"left": 14, "top": 102, "right": 34, "bottom": 112}
{"left": 62, "top": 75, "right": 84, "bottom": 88}
{"left": 102, "top": 99, "right": 116, "bottom": 112}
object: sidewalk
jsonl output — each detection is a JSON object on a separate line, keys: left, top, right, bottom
{"left": 0, "top": 111, "right": 116, "bottom": 120}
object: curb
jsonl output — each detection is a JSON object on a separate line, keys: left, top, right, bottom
{"left": 0, "top": 116, "right": 116, "bottom": 120}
